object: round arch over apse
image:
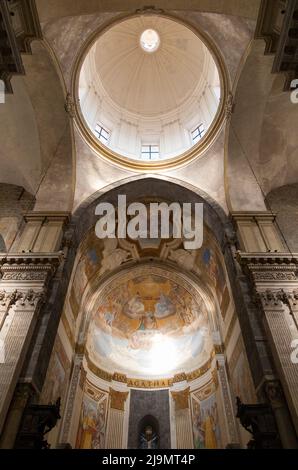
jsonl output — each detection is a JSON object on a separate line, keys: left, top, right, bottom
{"left": 40, "top": 178, "right": 244, "bottom": 393}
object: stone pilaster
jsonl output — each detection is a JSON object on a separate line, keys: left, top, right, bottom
{"left": 0, "top": 253, "right": 62, "bottom": 441}
{"left": 105, "top": 389, "right": 129, "bottom": 449}
{"left": 232, "top": 212, "right": 286, "bottom": 253}
{"left": 215, "top": 357, "right": 239, "bottom": 445}
{"left": 238, "top": 252, "right": 298, "bottom": 446}
{"left": 12, "top": 212, "right": 70, "bottom": 253}
{"left": 263, "top": 379, "right": 298, "bottom": 449}
{"left": 59, "top": 355, "right": 84, "bottom": 447}
{"left": 0, "top": 383, "right": 34, "bottom": 449}
{"left": 258, "top": 290, "right": 298, "bottom": 439}
{"left": 171, "top": 388, "right": 193, "bottom": 449}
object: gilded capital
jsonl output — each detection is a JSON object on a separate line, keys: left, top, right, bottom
{"left": 171, "top": 387, "right": 190, "bottom": 411}
{"left": 109, "top": 388, "right": 129, "bottom": 411}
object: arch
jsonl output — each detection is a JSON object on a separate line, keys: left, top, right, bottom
{"left": 71, "top": 176, "right": 231, "bottom": 252}
{"left": 35, "top": 178, "right": 240, "bottom": 400}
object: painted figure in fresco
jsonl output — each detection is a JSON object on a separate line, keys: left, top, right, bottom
{"left": 124, "top": 294, "right": 145, "bottom": 318}
{"left": 143, "top": 312, "right": 157, "bottom": 330}
{"left": 193, "top": 402, "right": 205, "bottom": 449}
{"left": 155, "top": 293, "right": 175, "bottom": 318}
{"left": 91, "top": 401, "right": 106, "bottom": 449}
{"left": 139, "top": 425, "right": 159, "bottom": 449}
{"left": 104, "top": 311, "right": 115, "bottom": 328}
{"left": 80, "top": 404, "right": 97, "bottom": 449}
{"left": 203, "top": 408, "right": 217, "bottom": 449}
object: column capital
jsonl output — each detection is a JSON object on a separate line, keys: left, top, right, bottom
{"left": 257, "top": 290, "right": 285, "bottom": 309}
{"left": 109, "top": 388, "right": 129, "bottom": 412}
{"left": 171, "top": 388, "right": 190, "bottom": 411}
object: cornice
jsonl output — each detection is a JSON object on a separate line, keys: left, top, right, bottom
{"left": 236, "top": 252, "right": 298, "bottom": 266}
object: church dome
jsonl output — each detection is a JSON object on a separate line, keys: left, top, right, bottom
{"left": 78, "top": 15, "right": 222, "bottom": 164}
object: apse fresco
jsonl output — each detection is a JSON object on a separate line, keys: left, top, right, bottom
{"left": 191, "top": 384, "right": 221, "bottom": 449}
{"left": 88, "top": 270, "right": 212, "bottom": 378}
{"left": 76, "top": 391, "right": 108, "bottom": 449}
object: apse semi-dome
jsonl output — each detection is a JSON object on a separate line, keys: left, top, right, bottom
{"left": 86, "top": 266, "right": 213, "bottom": 380}
{"left": 78, "top": 15, "right": 222, "bottom": 164}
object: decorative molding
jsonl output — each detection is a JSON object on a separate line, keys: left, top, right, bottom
{"left": 71, "top": 11, "right": 229, "bottom": 172}
{"left": 109, "top": 388, "right": 128, "bottom": 412}
{"left": 214, "top": 344, "right": 225, "bottom": 355}
{"left": 0, "top": 289, "right": 44, "bottom": 308}
{"left": 237, "top": 252, "right": 298, "bottom": 286}
{"left": 225, "top": 92, "right": 234, "bottom": 121}
{"left": 0, "top": 253, "right": 63, "bottom": 283}
{"left": 64, "top": 93, "right": 75, "bottom": 118}
{"left": 135, "top": 6, "right": 165, "bottom": 16}
{"left": 2, "top": 271, "right": 48, "bottom": 281}
{"left": 257, "top": 290, "right": 285, "bottom": 308}
{"left": 85, "top": 351, "right": 214, "bottom": 389}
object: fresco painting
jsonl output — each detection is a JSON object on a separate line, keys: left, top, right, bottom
{"left": 192, "top": 384, "right": 221, "bottom": 449}
{"left": 76, "top": 391, "right": 108, "bottom": 449}
{"left": 88, "top": 272, "right": 212, "bottom": 377}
